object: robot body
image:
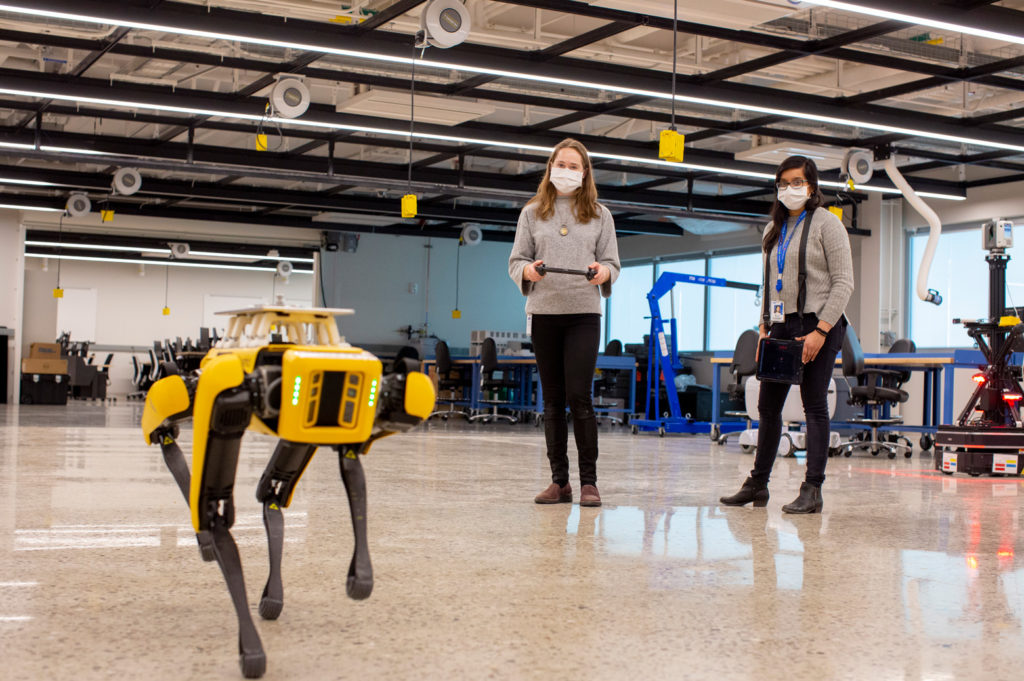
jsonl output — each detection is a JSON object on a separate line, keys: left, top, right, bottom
{"left": 141, "top": 306, "right": 434, "bottom": 678}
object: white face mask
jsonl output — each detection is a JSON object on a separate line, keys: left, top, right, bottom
{"left": 550, "top": 167, "right": 584, "bottom": 194}
{"left": 777, "top": 185, "right": 809, "bottom": 210}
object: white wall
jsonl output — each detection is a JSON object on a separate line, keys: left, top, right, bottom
{"left": 0, "top": 210, "right": 26, "bottom": 404}
{"left": 22, "top": 258, "right": 313, "bottom": 395}
{"left": 18, "top": 211, "right": 323, "bottom": 397}
{"left": 321, "top": 233, "right": 527, "bottom": 350}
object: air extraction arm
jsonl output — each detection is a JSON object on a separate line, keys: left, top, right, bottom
{"left": 881, "top": 154, "right": 943, "bottom": 305}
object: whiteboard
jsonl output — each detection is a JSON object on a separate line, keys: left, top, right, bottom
{"left": 56, "top": 288, "right": 98, "bottom": 342}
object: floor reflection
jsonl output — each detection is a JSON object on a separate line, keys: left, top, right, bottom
{"left": 4, "top": 405, "right": 1024, "bottom": 680}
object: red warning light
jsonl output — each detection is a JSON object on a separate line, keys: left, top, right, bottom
{"left": 1002, "top": 393, "right": 1023, "bottom": 403}
{"left": 972, "top": 373, "right": 986, "bottom": 384}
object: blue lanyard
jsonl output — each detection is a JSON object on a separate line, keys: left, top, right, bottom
{"left": 776, "top": 210, "right": 806, "bottom": 292}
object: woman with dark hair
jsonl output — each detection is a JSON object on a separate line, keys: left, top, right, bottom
{"left": 508, "top": 138, "right": 620, "bottom": 507}
{"left": 720, "top": 155, "right": 853, "bottom": 514}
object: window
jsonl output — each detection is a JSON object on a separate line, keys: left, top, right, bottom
{"left": 908, "top": 227, "right": 1024, "bottom": 347}
{"left": 708, "top": 252, "right": 762, "bottom": 351}
{"left": 607, "top": 264, "right": 654, "bottom": 347}
{"left": 656, "top": 258, "right": 706, "bottom": 352}
{"left": 606, "top": 252, "right": 763, "bottom": 352}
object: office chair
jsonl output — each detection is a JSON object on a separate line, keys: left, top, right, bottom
{"left": 838, "top": 327, "right": 913, "bottom": 459}
{"left": 593, "top": 339, "right": 625, "bottom": 425}
{"left": 96, "top": 353, "right": 114, "bottom": 402}
{"left": 716, "top": 329, "right": 760, "bottom": 445}
{"left": 128, "top": 355, "right": 149, "bottom": 400}
{"left": 469, "top": 337, "right": 518, "bottom": 424}
{"left": 429, "top": 340, "right": 470, "bottom": 420}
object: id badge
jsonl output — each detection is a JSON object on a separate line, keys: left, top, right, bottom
{"left": 770, "top": 301, "right": 785, "bottom": 323}
{"left": 526, "top": 314, "right": 533, "bottom": 336}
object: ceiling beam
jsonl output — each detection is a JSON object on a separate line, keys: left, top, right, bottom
{"left": 10, "top": 1, "right": 1024, "bottom": 151}
{"left": 355, "top": 0, "right": 429, "bottom": 33}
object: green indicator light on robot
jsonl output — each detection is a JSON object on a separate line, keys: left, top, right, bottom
{"left": 292, "top": 376, "right": 302, "bottom": 406}
{"left": 369, "top": 379, "right": 378, "bottom": 406}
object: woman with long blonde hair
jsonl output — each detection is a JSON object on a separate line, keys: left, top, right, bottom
{"left": 508, "top": 138, "right": 620, "bottom": 507}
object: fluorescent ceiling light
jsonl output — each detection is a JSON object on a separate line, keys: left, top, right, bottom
{"left": 800, "top": 1, "right": 1024, "bottom": 46}
{"left": 25, "top": 252, "right": 313, "bottom": 273}
{"left": 26, "top": 240, "right": 163, "bottom": 252}
{"left": 0, "top": 86, "right": 966, "bottom": 200}
{"left": 818, "top": 180, "right": 965, "bottom": 201}
{"left": 0, "top": 177, "right": 55, "bottom": 186}
{"left": 0, "top": 203, "right": 64, "bottom": 212}
{"left": 188, "top": 249, "right": 315, "bottom": 263}
{"left": 25, "top": 241, "right": 315, "bottom": 262}
{"left": 0, "top": 4, "right": 1018, "bottom": 157}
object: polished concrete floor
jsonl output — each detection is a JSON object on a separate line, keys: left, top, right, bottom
{"left": 2, "top": 403, "right": 1024, "bottom": 681}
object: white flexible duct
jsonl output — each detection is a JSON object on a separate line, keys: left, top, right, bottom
{"left": 883, "top": 156, "right": 943, "bottom": 305}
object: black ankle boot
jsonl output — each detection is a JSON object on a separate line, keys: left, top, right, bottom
{"left": 719, "top": 477, "right": 769, "bottom": 507}
{"left": 782, "top": 482, "right": 823, "bottom": 514}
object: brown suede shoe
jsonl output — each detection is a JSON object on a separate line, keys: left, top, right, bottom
{"left": 534, "top": 482, "right": 572, "bottom": 504}
{"left": 580, "top": 485, "right": 601, "bottom": 507}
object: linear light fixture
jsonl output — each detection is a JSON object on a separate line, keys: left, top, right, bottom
{"left": 24, "top": 252, "right": 314, "bottom": 273}
{"left": 0, "top": 4, "right": 1019, "bottom": 157}
{"left": 0, "top": 139, "right": 107, "bottom": 156}
{"left": 26, "top": 240, "right": 161, "bottom": 252}
{"left": 0, "top": 177, "right": 56, "bottom": 186}
{"left": 0, "top": 86, "right": 967, "bottom": 200}
{"left": 25, "top": 241, "right": 316, "bottom": 262}
{"left": 188, "top": 250, "right": 315, "bottom": 263}
{"left": 0, "top": 203, "right": 64, "bottom": 212}
{"left": 799, "top": 1, "right": 1024, "bottom": 46}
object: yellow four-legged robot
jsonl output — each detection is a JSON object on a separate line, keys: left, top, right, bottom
{"left": 141, "top": 307, "right": 435, "bottom": 678}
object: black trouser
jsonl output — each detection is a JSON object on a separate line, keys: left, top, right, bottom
{"left": 752, "top": 313, "right": 846, "bottom": 488}
{"left": 531, "top": 313, "right": 601, "bottom": 487}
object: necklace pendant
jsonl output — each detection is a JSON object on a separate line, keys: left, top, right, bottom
{"left": 559, "top": 225, "right": 568, "bottom": 236}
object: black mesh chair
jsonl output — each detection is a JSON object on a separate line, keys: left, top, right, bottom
{"left": 716, "top": 329, "right": 760, "bottom": 445}
{"left": 469, "top": 337, "right": 518, "bottom": 424}
{"left": 838, "top": 327, "right": 913, "bottom": 459}
{"left": 90, "top": 353, "right": 114, "bottom": 402}
{"left": 429, "top": 340, "right": 470, "bottom": 420}
{"left": 128, "top": 354, "right": 151, "bottom": 400}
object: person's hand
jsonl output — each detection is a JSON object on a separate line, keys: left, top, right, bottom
{"left": 755, "top": 327, "right": 768, "bottom": 362}
{"left": 524, "top": 260, "right": 544, "bottom": 282}
{"left": 588, "top": 262, "right": 610, "bottom": 285}
{"left": 795, "top": 330, "right": 826, "bottom": 364}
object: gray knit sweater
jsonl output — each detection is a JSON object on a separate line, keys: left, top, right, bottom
{"left": 508, "top": 196, "right": 621, "bottom": 315}
{"left": 762, "top": 206, "right": 854, "bottom": 327}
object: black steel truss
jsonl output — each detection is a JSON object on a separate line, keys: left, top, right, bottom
{"left": 1, "top": 0, "right": 1022, "bottom": 239}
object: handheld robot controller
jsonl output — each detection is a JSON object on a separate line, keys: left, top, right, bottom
{"left": 535, "top": 263, "right": 598, "bottom": 281}
{"left": 141, "top": 307, "right": 435, "bottom": 678}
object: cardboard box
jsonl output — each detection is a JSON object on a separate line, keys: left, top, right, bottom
{"left": 22, "top": 358, "right": 68, "bottom": 375}
{"left": 29, "top": 342, "right": 61, "bottom": 358}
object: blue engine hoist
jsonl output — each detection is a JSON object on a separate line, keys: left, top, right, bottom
{"left": 631, "top": 271, "right": 760, "bottom": 437}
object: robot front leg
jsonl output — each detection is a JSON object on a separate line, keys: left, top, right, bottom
{"left": 255, "top": 440, "right": 317, "bottom": 620}
{"left": 193, "top": 388, "right": 265, "bottom": 679}
{"left": 338, "top": 445, "right": 373, "bottom": 600}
